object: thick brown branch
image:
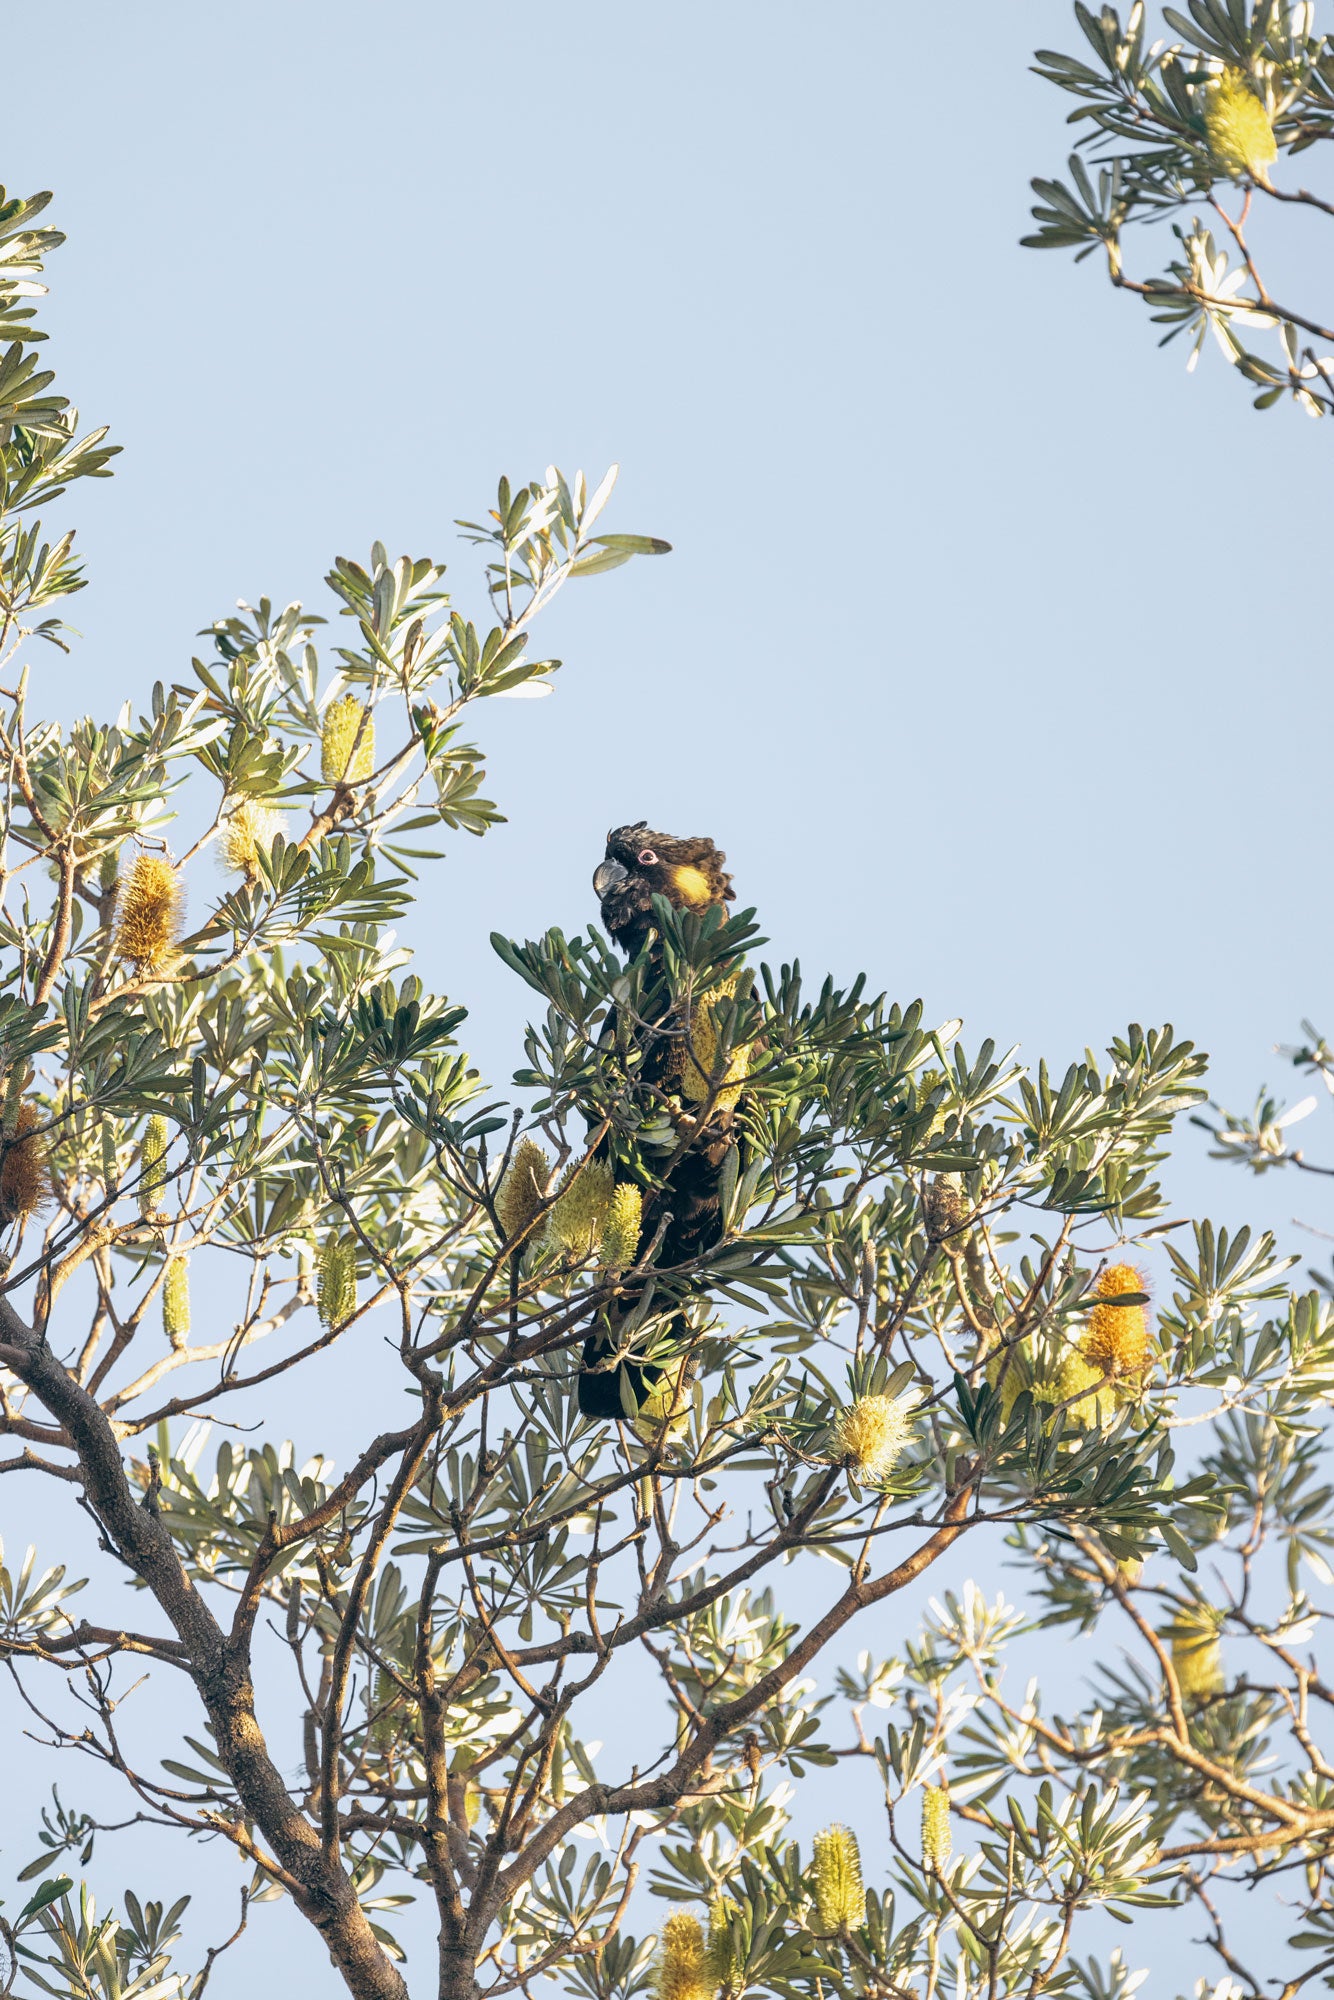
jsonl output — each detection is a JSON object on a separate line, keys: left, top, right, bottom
{"left": 33, "top": 846, "right": 75, "bottom": 1005}
{"left": 2, "top": 1618, "right": 189, "bottom": 1667}
{"left": 0, "top": 1294, "right": 409, "bottom": 2000}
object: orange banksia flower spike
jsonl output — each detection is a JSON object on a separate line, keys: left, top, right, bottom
{"left": 1082, "top": 1263, "right": 1151, "bottom": 1379}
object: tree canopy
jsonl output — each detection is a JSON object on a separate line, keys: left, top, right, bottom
{"left": 1027, "top": 0, "right": 1334, "bottom": 419}
{"left": 2, "top": 158, "right": 1334, "bottom": 2000}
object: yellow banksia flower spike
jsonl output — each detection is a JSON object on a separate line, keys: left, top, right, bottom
{"left": 318, "top": 1235, "right": 358, "bottom": 1328}
{"left": 705, "top": 1898, "right": 741, "bottom": 1992}
{"left": 445, "top": 1751, "right": 480, "bottom": 1824}
{"left": 221, "top": 798, "right": 285, "bottom": 881}
{"left": 1203, "top": 68, "right": 1278, "bottom": 179}
{"left": 1169, "top": 1606, "right": 1225, "bottom": 1702}
{"left": 495, "top": 1136, "right": 550, "bottom": 1241}
{"left": 812, "top": 1822, "right": 866, "bottom": 1934}
{"left": 634, "top": 1361, "right": 691, "bottom": 1443}
{"left": 600, "top": 1183, "right": 643, "bottom": 1269}
{"left": 1051, "top": 1348, "right": 1115, "bottom": 1427}
{"left": 681, "top": 968, "right": 751, "bottom": 1114}
{"left": 921, "top": 1785, "right": 952, "bottom": 1873}
{"left": 653, "top": 1911, "right": 716, "bottom": 2000}
{"left": 321, "top": 696, "right": 376, "bottom": 785}
{"left": 0, "top": 1102, "right": 50, "bottom": 1223}
{"left": 99, "top": 1117, "right": 118, "bottom": 1191}
{"left": 1082, "top": 1262, "right": 1151, "bottom": 1379}
{"left": 371, "top": 1668, "right": 408, "bottom": 1751}
{"left": 371, "top": 1669, "right": 392, "bottom": 1751}
{"left": 545, "top": 1158, "right": 615, "bottom": 1257}
{"left": 114, "top": 854, "right": 182, "bottom": 975}
{"left": 162, "top": 1254, "right": 190, "bottom": 1348}
{"left": 139, "top": 1116, "right": 168, "bottom": 1218}
{"left": 834, "top": 1393, "right": 911, "bottom": 1482}
{"left": 985, "top": 1342, "right": 1034, "bottom": 1422}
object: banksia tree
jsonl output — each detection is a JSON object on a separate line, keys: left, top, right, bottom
{"left": 138, "top": 1115, "right": 167, "bottom": 1218}
{"left": 317, "top": 1235, "right": 357, "bottom": 1328}
{"left": 653, "top": 1912, "right": 715, "bottom": 2000}
{"left": 1027, "top": 9, "right": 1334, "bottom": 418}
{"left": 321, "top": 696, "right": 375, "bottom": 785}
{"left": 113, "top": 854, "right": 182, "bottom": 975}
{"left": 833, "top": 1392, "right": 911, "bottom": 1481}
{"left": 162, "top": 1255, "right": 190, "bottom": 1347}
{"left": 812, "top": 1823, "right": 866, "bottom": 1934}
{"left": 8, "top": 167, "right": 1334, "bottom": 2000}
{"left": 921, "top": 1785, "right": 952, "bottom": 1874}
{"left": 494, "top": 1136, "right": 550, "bottom": 1240}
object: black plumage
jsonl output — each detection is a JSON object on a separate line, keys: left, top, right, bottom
{"left": 578, "top": 823, "right": 746, "bottom": 1420}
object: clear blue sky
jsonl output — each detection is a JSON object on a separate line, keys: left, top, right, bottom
{"left": 6, "top": 2, "right": 1332, "bottom": 1992}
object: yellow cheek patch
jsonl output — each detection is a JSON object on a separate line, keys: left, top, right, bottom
{"left": 670, "top": 863, "right": 714, "bottom": 906}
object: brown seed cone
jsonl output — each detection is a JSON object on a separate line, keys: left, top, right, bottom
{"left": 923, "top": 1175, "right": 965, "bottom": 1242}
{"left": 0, "top": 1103, "right": 50, "bottom": 1222}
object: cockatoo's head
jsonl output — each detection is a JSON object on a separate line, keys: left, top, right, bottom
{"left": 592, "top": 823, "right": 734, "bottom": 952}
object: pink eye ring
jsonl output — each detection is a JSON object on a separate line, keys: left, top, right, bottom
{"left": 637, "top": 847, "right": 658, "bottom": 865}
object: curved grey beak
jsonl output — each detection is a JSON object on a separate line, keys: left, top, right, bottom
{"left": 593, "top": 858, "right": 629, "bottom": 900}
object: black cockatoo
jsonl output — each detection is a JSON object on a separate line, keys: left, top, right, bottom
{"left": 578, "top": 822, "right": 749, "bottom": 1419}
